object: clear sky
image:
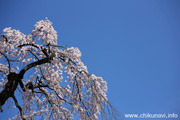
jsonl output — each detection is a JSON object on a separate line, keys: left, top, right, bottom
{"left": 0, "top": 0, "right": 180, "bottom": 120}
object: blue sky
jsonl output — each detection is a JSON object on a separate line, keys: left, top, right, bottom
{"left": 0, "top": 0, "right": 180, "bottom": 120}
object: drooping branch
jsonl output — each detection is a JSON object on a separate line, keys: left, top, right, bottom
{"left": 0, "top": 51, "right": 11, "bottom": 72}
{"left": 12, "top": 94, "right": 25, "bottom": 120}
{"left": 37, "top": 87, "right": 69, "bottom": 120}
{"left": 31, "top": 77, "right": 73, "bottom": 105}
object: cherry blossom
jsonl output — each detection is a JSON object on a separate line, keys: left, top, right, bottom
{"left": 0, "top": 18, "right": 119, "bottom": 120}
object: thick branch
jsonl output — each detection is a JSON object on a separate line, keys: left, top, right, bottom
{"left": 0, "top": 72, "right": 19, "bottom": 111}
{"left": 0, "top": 57, "right": 50, "bottom": 111}
{"left": 18, "top": 57, "right": 49, "bottom": 79}
{"left": 18, "top": 43, "right": 40, "bottom": 49}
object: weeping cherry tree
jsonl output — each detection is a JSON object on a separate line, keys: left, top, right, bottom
{"left": 0, "top": 18, "right": 119, "bottom": 120}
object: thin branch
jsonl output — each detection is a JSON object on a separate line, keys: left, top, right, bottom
{"left": 17, "top": 87, "right": 23, "bottom": 94}
{"left": 19, "top": 43, "right": 50, "bottom": 58}
{"left": 47, "top": 86, "right": 73, "bottom": 105}
{"left": 38, "top": 88, "right": 69, "bottom": 120}
{"left": 33, "top": 83, "right": 72, "bottom": 105}
{"left": 27, "top": 50, "right": 39, "bottom": 60}
{"left": 48, "top": 44, "right": 67, "bottom": 50}
{"left": 0, "top": 35, "right": 8, "bottom": 42}
{"left": 0, "top": 106, "right": 2, "bottom": 112}
{"left": 0, "top": 51, "right": 11, "bottom": 72}
{"left": 11, "top": 94, "right": 26, "bottom": 120}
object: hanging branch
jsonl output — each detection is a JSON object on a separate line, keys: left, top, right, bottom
{"left": 0, "top": 51, "right": 11, "bottom": 73}
{"left": 12, "top": 94, "right": 26, "bottom": 120}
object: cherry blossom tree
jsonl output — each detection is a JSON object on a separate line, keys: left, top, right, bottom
{"left": 0, "top": 18, "right": 119, "bottom": 120}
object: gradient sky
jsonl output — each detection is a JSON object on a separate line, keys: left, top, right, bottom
{"left": 0, "top": 0, "right": 180, "bottom": 120}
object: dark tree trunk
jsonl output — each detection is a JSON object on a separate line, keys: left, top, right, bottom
{"left": 0, "top": 57, "right": 50, "bottom": 112}
{"left": 0, "top": 72, "right": 19, "bottom": 111}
